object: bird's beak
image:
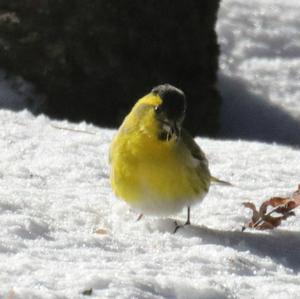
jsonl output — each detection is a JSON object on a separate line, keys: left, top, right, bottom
{"left": 162, "top": 120, "right": 180, "bottom": 141}
{"left": 172, "top": 121, "right": 181, "bottom": 139}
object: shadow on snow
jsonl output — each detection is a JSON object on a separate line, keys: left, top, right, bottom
{"left": 218, "top": 73, "right": 300, "bottom": 147}
{"left": 156, "top": 218, "right": 300, "bottom": 272}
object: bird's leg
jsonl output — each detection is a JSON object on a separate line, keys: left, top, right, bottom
{"left": 173, "top": 206, "right": 191, "bottom": 233}
{"left": 185, "top": 206, "right": 191, "bottom": 226}
{"left": 136, "top": 213, "right": 143, "bottom": 221}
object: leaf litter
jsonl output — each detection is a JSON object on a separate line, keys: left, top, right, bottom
{"left": 243, "top": 184, "right": 300, "bottom": 230}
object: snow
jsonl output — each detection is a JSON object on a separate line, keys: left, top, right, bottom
{"left": 1, "top": 0, "right": 300, "bottom": 298}
{"left": 217, "top": 0, "right": 300, "bottom": 145}
{"left": 1, "top": 109, "right": 300, "bottom": 299}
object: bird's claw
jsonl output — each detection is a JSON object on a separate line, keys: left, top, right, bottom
{"left": 173, "top": 220, "right": 190, "bottom": 233}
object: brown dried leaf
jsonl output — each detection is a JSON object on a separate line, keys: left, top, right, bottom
{"left": 291, "top": 184, "right": 300, "bottom": 206}
{"left": 95, "top": 228, "right": 108, "bottom": 235}
{"left": 258, "top": 213, "right": 293, "bottom": 230}
{"left": 243, "top": 202, "right": 260, "bottom": 224}
{"left": 256, "top": 221, "right": 276, "bottom": 230}
{"left": 259, "top": 197, "right": 290, "bottom": 215}
{"left": 243, "top": 184, "right": 300, "bottom": 230}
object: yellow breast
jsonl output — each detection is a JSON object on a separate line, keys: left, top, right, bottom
{"left": 109, "top": 94, "right": 208, "bottom": 215}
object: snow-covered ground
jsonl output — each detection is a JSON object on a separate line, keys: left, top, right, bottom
{"left": 1, "top": 0, "right": 300, "bottom": 298}
{"left": 1, "top": 109, "right": 300, "bottom": 299}
{"left": 217, "top": 0, "right": 300, "bottom": 145}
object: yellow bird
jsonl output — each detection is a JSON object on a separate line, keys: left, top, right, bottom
{"left": 109, "top": 84, "right": 229, "bottom": 231}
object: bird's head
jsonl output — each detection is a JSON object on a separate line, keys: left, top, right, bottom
{"left": 125, "top": 84, "right": 186, "bottom": 141}
{"left": 151, "top": 84, "right": 186, "bottom": 141}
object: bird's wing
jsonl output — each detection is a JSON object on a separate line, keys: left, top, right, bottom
{"left": 181, "top": 129, "right": 232, "bottom": 186}
{"left": 180, "top": 129, "right": 208, "bottom": 167}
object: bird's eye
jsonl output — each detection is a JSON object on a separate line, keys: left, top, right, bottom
{"left": 154, "top": 105, "right": 162, "bottom": 113}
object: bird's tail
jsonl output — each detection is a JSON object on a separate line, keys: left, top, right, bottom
{"left": 210, "top": 176, "right": 232, "bottom": 186}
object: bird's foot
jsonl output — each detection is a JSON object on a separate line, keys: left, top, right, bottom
{"left": 173, "top": 220, "right": 191, "bottom": 233}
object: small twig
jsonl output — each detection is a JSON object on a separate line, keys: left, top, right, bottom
{"left": 51, "top": 124, "right": 96, "bottom": 135}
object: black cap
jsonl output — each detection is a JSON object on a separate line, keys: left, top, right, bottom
{"left": 152, "top": 84, "right": 186, "bottom": 121}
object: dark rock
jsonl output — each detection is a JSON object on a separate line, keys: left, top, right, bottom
{"left": 0, "top": 0, "right": 221, "bottom": 136}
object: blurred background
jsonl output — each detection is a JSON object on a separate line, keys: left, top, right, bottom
{"left": 0, "top": 0, "right": 300, "bottom": 146}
